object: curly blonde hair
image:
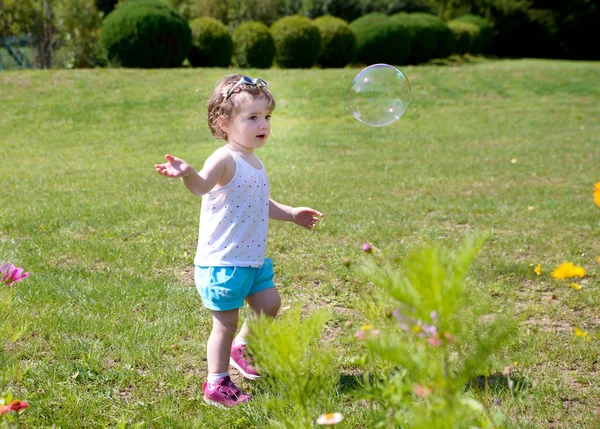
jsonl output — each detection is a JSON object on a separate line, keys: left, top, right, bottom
{"left": 207, "top": 74, "right": 276, "bottom": 140}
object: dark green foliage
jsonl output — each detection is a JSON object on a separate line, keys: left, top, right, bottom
{"left": 391, "top": 12, "right": 437, "bottom": 64}
{"left": 99, "top": 0, "right": 191, "bottom": 68}
{"left": 466, "top": 0, "right": 599, "bottom": 60}
{"left": 316, "top": 0, "right": 364, "bottom": 22}
{"left": 95, "top": 0, "right": 118, "bottom": 16}
{"left": 270, "top": 15, "right": 321, "bottom": 68}
{"left": 547, "top": 0, "right": 600, "bottom": 60}
{"left": 284, "top": 0, "right": 410, "bottom": 22}
{"left": 350, "top": 13, "right": 411, "bottom": 65}
{"left": 232, "top": 21, "right": 275, "bottom": 68}
{"left": 188, "top": 17, "right": 232, "bottom": 67}
{"left": 490, "top": 8, "right": 556, "bottom": 58}
{"left": 410, "top": 12, "right": 455, "bottom": 58}
{"left": 313, "top": 16, "right": 356, "bottom": 68}
{"left": 448, "top": 21, "right": 476, "bottom": 55}
{"left": 455, "top": 14, "right": 494, "bottom": 53}
{"left": 361, "top": 0, "right": 433, "bottom": 15}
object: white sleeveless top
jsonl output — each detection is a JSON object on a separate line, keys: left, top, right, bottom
{"left": 194, "top": 147, "right": 270, "bottom": 267}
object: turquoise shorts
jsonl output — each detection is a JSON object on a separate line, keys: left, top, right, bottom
{"left": 195, "top": 258, "right": 275, "bottom": 311}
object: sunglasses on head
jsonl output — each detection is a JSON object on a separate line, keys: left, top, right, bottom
{"left": 227, "top": 76, "right": 268, "bottom": 99}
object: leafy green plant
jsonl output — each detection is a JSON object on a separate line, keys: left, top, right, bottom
{"left": 248, "top": 309, "right": 338, "bottom": 428}
{"left": 1, "top": 264, "right": 29, "bottom": 429}
{"left": 351, "top": 236, "right": 523, "bottom": 428}
{"left": 0, "top": 391, "right": 29, "bottom": 427}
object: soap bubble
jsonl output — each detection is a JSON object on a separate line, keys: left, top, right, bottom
{"left": 348, "top": 63, "right": 412, "bottom": 127}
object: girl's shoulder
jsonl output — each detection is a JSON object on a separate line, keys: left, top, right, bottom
{"left": 208, "top": 146, "right": 236, "bottom": 165}
{"left": 202, "top": 146, "right": 236, "bottom": 176}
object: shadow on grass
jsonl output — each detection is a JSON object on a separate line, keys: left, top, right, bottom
{"left": 468, "top": 373, "right": 531, "bottom": 397}
{"left": 338, "top": 370, "right": 531, "bottom": 396}
{"left": 338, "top": 373, "right": 365, "bottom": 394}
{"left": 427, "top": 54, "right": 519, "bottom": 67}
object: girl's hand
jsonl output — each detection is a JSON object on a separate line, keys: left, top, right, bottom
{"left": 155, "top": 154, "right": 191, "bottom": 178}
{"left": 291, "top": 207, "right": 324, "bottom": 230}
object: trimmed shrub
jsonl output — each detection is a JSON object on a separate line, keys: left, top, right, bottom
{"left": 232, "top": 21, "right": 275, "bottom": 69}
{"left": 313, "top": 16, "right": 356, "bottom": 68}
{"left": 99, "top": 0, "right": 191, "bottom": 68}
{"left": 392, "top": 12, "right": 437, "bottom": 64}
{"left": 411, "top": 13, "right": 455, "bottom": 59}
{"left": 350, "top": 13, "right": 411, "bottom": 65}
{"left": 455, "top": 14, "right": 493, "bottom": 53}
{"left": 188, "top": 17, "right": 232, "bottom": 67}
{"left": 448, "top": 21, "right": 477, "bottom": 55}
{"left": 271, "top": 15, "right": 321, "bottom": 68}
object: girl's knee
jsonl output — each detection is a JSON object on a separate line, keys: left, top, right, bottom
{"left": 261, "top": 293, "right": 281, "bottom": 317}
{"left": 271, "top": 294, "right": 282, "bottom": 312}
{"left": 211, "top": 310, "right": 239, "bottom": 334}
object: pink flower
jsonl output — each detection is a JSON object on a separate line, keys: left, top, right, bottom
{"left": 393, "top": 308, "right": 439, "bottom": 339}
{"left": 443, "top": 332, "right": 455, "bottom": 343}
{"left": 503, "top": 366, "right": 515, "bottom": 377}
{"left": 1, "top": 263, "right": 29, "bottom": 287}
{"left": 355, "top": 325, "right": 379, "bottom": 340}
{"left": 362, "top": 243, "right": 372, "bottom": 253}
{"left": 8, "top": 400, "right": 28, "bottom": 411}
{"left": 428, "top": 337, "right": 442, "bottom": 347}
{"left": 421, "top": 323, "right": 438, "bottom": 337}
{"left": 0, "top": 400, "right": 28, "bottom": 414}
{"left": 413, "top": 384, "right": 433, "bottom": 397}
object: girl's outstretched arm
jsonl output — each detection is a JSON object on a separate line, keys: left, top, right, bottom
{"left": 269, "top": 199, "right": 324, "bottom": 230}
{"left": 155, "top": 152, "right": 231, "bottom": 196}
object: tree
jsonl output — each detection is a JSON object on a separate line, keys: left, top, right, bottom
{"left": 0, "top": 0, "right": 59, "bottom": 68}
{"left": 0, "top": 0, "right": 36, "bottom": 38}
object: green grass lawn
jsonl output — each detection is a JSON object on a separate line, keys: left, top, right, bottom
{"left": 1, "top": 58, "right": 599, "bottom": 428}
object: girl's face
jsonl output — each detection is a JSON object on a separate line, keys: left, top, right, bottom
{"left": 223, "top": 96, "right": 272, "bottom": 152}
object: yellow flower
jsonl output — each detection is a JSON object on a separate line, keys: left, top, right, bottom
{"left": 551, "top": 262, "right": 585, "bottom": 279}
{"left": 573, "top": 326, "right": 590, "bottom": 340}
{"left": 596, "top": 256, "right": 600, "bottom": 264}
{"left": 568, "top": 283, "right": 582, "bottom": 290}
{"left": 534, "top": 264, "right": 542, "bottom": 275}
{"left": 594, "top": 182, "right": 600, "bottom": 207}
{"left": 317, "top": 413, "right": 344, "bottom": 425}
{"left": 360, "top": 324, "right": 372, "bottom": 331}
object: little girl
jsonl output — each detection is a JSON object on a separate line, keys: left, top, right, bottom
{"left": 155, "top": 74, "right": 323, "bottom": 407}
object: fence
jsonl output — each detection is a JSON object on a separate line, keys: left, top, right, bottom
{"left": 0, "top": 35, "right": 36, "bottom": 71}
